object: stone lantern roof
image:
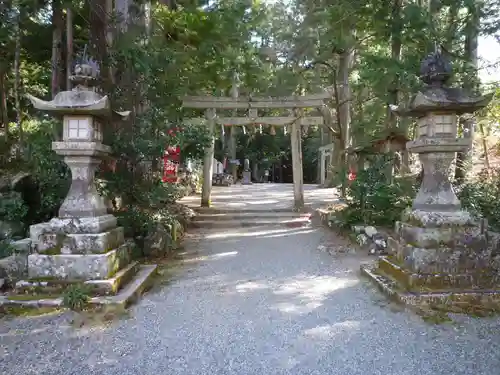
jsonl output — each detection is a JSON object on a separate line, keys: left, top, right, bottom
{"left": 26, "top": 62, "right": 130, "bottom": 120}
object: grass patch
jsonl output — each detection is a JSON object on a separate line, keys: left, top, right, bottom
{"left": 0, "top": 305, "right": 60, "bottom": 318}
{"left": 7, "top": 293, "right": 61, "bottom": 301}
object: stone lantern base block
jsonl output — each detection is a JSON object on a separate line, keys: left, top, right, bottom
{"left": 377, "top": 255, "right": 499, "bottom": 291}
{"left": 37, "top": 227, "right": 125, "bottom": 255}
{"left": 2, "top": 264, "right": 157, "bottom": 309}
{"left": 391, "top": 223, "right": 490, "bottom": 277}
{"left": 401, "top": 209, "right": 476, "bottom": 228}
{"left": 27, "top": 242, "right": 131, "bottom": 280}
{"left": 361, "top": 208, "right": 500, "bottom": 311}
{"left": 360, "top": 262, "right": 500, "bottom": 309}
{"left": 30, "top": 215, "right": 117, "bottom": 239}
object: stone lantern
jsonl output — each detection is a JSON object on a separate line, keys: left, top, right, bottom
{"left": 362, "top": 47, "right": 497, "bottom": 307}
{"left": 389, "top": 49, "right": 491, "bottom": 213}
{"left": 28, "top": 62, "right": 128, "bottom": 219}
{"left": 19, "top": 61, "right": 157, "bottom": 305}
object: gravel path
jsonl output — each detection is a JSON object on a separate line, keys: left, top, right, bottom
{"left": 1, "top": 224, "right": 500, "bottom": 375}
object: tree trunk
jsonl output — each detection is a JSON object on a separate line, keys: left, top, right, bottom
{"left": 66, "top": 7, "right": 73, "bottom": 90}
{"left": 115, "top": 0, "right": 130, "bottom": 31}
{"left": 51, "top": 2, "right": 63, "bottom": 99}
{"left": 455, "top": 0, "right": 479, "bottom": 184}
{"left": 0, "top": 71, "right": 8, "bottom": 140}
{"left": 478, "top": 122, "right": 490, "bottom": 175}
{"left": 14, "top": 3, "right": 23, "bottom": 150}
{"left": 89, "top": 0, "right": 110, "bottom": 89}
{"left": 330, "top": 68, "right": 343, "bottom": 192}
{"left": 338, "top": 49, "right": 354, "bottom": 158}
{"left": 386, "top": 0, "right": 403, "bottom": 181}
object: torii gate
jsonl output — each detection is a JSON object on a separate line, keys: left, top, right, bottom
{"left": 181, "top": 93, "right": 327, "bottom": 210}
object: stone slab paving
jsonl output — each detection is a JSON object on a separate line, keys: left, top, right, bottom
{"left": 1, "top": 224, "right": 500, "bottom": 375}
{"left": 179, "top": 183, "right": 337, "bottom": 211}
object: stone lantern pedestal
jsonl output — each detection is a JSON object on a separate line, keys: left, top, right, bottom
{"left": 0, "top": 63, "right": 157, "bottom": 308}
{"left": 361, "top": 49, "right": 498, "bottom": 308}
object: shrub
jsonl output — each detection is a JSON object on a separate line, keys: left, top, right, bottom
{"left": 0, "top": 239, "right": 15, "bottom": 258}
{"left": 62, "top": 284, "right": 91, "bottom": 311}
{"left": 0, "top": 191, "right": 28, "bottom": 223}
{"left": 458, "top": 169, "right": 500, "bottom": 232}
{"left": 336, "top": 155, "right": 417, "bottom": 228}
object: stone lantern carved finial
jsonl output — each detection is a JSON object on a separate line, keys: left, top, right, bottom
{"left": 419, "top": 43, "right": 452, "bottom": 87}
{"left": 70, "top": 46, "right": 100, "bottom": 91}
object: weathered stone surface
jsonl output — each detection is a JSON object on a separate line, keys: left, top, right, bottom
{"left": 15, "top": 261, "right": 139, "bottom": 296}
{"left": 386, "top": 236, "right": 400, "bottom": 255}
{"left": 396, "top": 238, "right": 490, "bottom": 274}
{"left": 67, "top": 227, "right": 123, "bottom": 254}
{"left": 36, "top": 233, "right": 66, "bottom": 253}
{"left": 362, "top": 262, "right": 500, "bottom": 309}
{"left": 30, "top": 215, "right": 117, "bottom": 240}
{"left": 378, "top": 256, "right": 500, "bottom": 291}
{"left": 0, "top": 254, "right": 27, "bottom": 283}
{"left": 412, "top": 152, "right": 461, "bottom": 211}
{"left": 398, "top": 222, "right": 483, "bottom": 249}
{"left": 0, "top": 238, "right": 32, "bottom": 284}
{"left": 402, "top": 209, "right": 475, "bottom": 228}
{"left": 53, "top": 154, "right": 109, "bottom": 218}
{"left": 37, "top": 227, "right": 124, "bottom": 255}
{"left": 144, "top": 224, "right": 172, "bottom": 257}
{"left": 84, "top": 261, "right": 139, "bottom": 295}
{"left": 27, "top": 242, "right": 131, "bottom": 280}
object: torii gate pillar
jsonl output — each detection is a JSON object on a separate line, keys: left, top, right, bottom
{"left": 291, "top": 109, "right": 305, "bottom": 211}
{"left": 201, "top": 108, "right": 216, "bottom": 207}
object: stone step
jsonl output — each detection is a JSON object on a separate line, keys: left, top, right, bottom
{"left": 193, "top": 212, "right": 311, "bottom": 221}
{"left": 85, "top": 261, "right": 139, "bottom": 296}
{"left": 13, "top": 261, "right": 140, "bottom": 297}
{"left": 192, "top": 207, "right": 306, "bottom": 214}
{"left": 191, "top": 217, "right": 312, "bottom": 229}
{"left": 90, "top": 264, "right": 157, "bottom": 308}
{"left": 0, "top": 264, "right": 157, "bottom": 310}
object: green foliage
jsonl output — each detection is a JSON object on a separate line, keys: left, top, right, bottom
{"left": 23, "top": 119, "right": 71, "bottom": 221}
{"left": 116, "top": 204, "right": 178, "bottom": 257}
{"left": 236, "top": 130, "right": 290, "bottom": 166}
{"left": 0, "top": 239, "right": 15, "bottom": 259}
{"left": 0, "top": 191, "right": 28, "bottom": 223}
{"left": 3, "top": 119, "right": 70, "bottom": 224}
{"left": 336, "top": 155, "right": 417, "bottom": 228}
{"left": 62, "top": 284, "right": 91, "bottom": 311}
{"left": 459, "top": 169, "right": 500, "bottom": 232}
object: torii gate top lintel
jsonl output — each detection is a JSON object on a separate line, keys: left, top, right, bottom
{"left": 181, "top": 92, "right": 329, "bottom": 110}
